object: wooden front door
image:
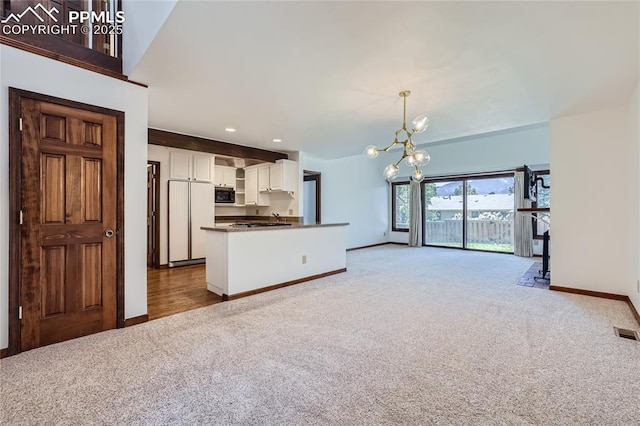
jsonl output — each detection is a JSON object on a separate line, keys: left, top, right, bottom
{"left": 19, "top": 98, "right": 118, "bottom": 351}
{"left": 147, "top": 162, "right": 160, "bottom": 269}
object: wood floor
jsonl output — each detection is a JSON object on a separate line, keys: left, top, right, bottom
{"left": 147, "top": 264, "right": 223, "bottom": 320}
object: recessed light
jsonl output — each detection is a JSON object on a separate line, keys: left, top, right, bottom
{"left": 225, "top": 128, "right": 236, "bottom": 133}
{"left": 273, "top": 138, "right": 282, "bottom": 143}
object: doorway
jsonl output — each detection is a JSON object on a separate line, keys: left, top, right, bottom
{"left": 147, "top": 161, "right": 160, "bottom": 269}
{"left": 8, "top": 88, "right": 125, "bottom": 355}
{"left": 303, "top": 171, "right": 321, "bottom": 224}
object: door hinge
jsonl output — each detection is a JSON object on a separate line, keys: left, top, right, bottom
{"left": 19, "top": 117, "right": 23, "bottom": 132}
{"left": 19, "top": 209, "right": 23, "bottom": 225}
{"left": 18, "top": 306, "right": 22, "bottom": 320}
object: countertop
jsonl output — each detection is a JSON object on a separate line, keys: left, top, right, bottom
{"left": 201, "top": 223, "right": 349, "bottom": 232}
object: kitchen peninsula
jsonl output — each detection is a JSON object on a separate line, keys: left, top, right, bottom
{"left": 202, "top": 223, "right": 349, "bottom": 299}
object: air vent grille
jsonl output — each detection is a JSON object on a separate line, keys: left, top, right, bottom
{"left": 614, "top": 327, "right": 639, "bottom": 341}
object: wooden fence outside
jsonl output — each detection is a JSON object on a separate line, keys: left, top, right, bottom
{"left": 425, "top": 220, "right": 513, "bottom": 244}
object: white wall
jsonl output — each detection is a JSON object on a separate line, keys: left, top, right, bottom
{"left": 302, "top": 153, "right": 389, "bottom": 249}
{"left": 388, "top": 124, "right": 550, "bottom": 244}
{"left": 550, "top": 107, "right": 633, "bottom": 296}
{"left": 0, "top": 46, "right": 149, "bottom": 350}
{"left": 629, "top": 82, "right": 640, "bottom": 312}
{"left": 122, "top": 0, "right": 177, "bottom": 76}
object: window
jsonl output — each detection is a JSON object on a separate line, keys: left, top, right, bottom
{"left": 421, "top": 173, "right": 515, "bottom": 253}
{"left": 392, "top": 182, "right": 410, "bottom": 231}
{"left": 532, "top": 171, "right": 550, "bottom": 239}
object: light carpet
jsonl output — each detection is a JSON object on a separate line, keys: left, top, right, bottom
{"left": 1, "top": 246, "right": 639, "bottom": 425}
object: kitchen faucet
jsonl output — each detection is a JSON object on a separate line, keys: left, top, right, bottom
{"left": 272, "top": 212, "right": 281, "bottom": 222}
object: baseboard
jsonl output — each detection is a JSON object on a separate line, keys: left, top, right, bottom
{"left": 0, "top": 348, "right": 7, "bottom": 359}
{"left": 627, "top": 298, "right": 640, "bottom": 326}
{"left": 347, "top": 242, "right": 391, "bottom": 251}
{"left": 549, "top": 285, "right": 627, "bottom": 301}
{"left": 124, "top": 314, "right": 149, "bottom": 327}
{"left": 550, "top": 285, "right": 640, "bottom": 327}
{"left": 223, "top": 268, "right": 347, "bottom": 301}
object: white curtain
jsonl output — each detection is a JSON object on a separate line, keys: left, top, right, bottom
{"left": 409, "top": 179, "right": 422, "bottom": 247}
{"left": 514, "top": 171, "right": 533, "bottom": 257}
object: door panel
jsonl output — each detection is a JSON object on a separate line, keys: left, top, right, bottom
{"left": 168, "top": 181, "right": 190, "bottom": 263}
{"left": 41, "top": 154, "right": 66, "bottom": 223}
{"left": 83, "top": 159, "right": 102, "bottom": 222}
{"left": 82, "top": 243, "right": 103, "bottom": 308}
{"left": 190, "top": 182, "right": 214, "bottom": 259}
{"left": 41, "top": 246, "right": 67, "bottom": 317}
{"left": 20, "top": 99, "right": 118, "bottom": 351}
{"left": 40, "top": 113, "right": 66, "bottom": 142}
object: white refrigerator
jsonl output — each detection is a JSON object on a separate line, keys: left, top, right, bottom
{"left": 168, "top": 180, "right": 214, "bottom": 267}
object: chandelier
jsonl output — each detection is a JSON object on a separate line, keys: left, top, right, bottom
{"left": 364, "top": 90, "right": 430, "bottom": 182}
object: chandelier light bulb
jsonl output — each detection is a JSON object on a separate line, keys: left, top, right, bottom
{"left": 405, "top": 153, "right": 417, "bottom": 167}
{"left": 412, "top": 169, "right": 424, "bottom": 182}
{"left": 412, "top": 115, "right": 429, "bottom": 134}
{"left": 364, "top": 145, "right": 379, "bottom": 159}
{"left": 412, "top": 150, "right": 431, "bottom": 166}
{"left": 383, "top": 164, "right": 399, "bottom": 181}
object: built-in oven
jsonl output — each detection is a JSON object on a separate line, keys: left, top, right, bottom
{"left": 215, "top": 187, "right": 235, "bottom": 204}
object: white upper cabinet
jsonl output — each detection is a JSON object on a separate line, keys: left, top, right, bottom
{"left": 169, "top": 151, "right": 214, "bottom": 182}
{"left": 214, "top": 166, "right": 236, "bottom": 188}
{"left": 192, "top": 154, "right": 214, "bottom": 182}
{"left": 259, "top": 159, "right": 297, "bottom": 193}
{"left": 257, "top": 165, "right": 270, "bottom": 192}
{"left": 169, "top": 151, "right": 192, "bottom": 181}
{"left": 245, "top": 166, "right": 270, "bottom": 206}
{"left": 269, "top": 163, "right": 284, "bottom": 191}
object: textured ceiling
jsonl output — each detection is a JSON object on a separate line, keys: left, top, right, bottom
{"left": 131, "top": 1, "right": 639, "bottom": 159}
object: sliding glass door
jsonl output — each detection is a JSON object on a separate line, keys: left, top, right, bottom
{"left": 422, "top": 174, "right": 514, "bottom": 253}
{"left": 423, "top": 180, "right": 464, "bottom": 248}
{"left": 465, "top": 176, "right": 514, "bottom": 252}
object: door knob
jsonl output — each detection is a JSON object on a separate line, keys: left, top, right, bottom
{"left": 105, "top": 229, "right": 115, "bottom": 238}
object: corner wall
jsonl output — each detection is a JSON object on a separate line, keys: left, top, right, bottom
{"left": 122, "top": 0, "right": 177, "bottom": 76}
{"left": 0, "top": 46, "right": 149, "bottom": 350}
{"left": 302, "top": 153, "right": 388, "bottom": 249}
{"left": 550, "top": 107, "right": 633, "bottom": 296}
{"left": 629, "top": 83, "right": 640, "bottom": 312}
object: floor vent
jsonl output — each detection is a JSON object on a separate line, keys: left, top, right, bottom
{"left": 614, "top": 327, "right": 639, "bottom": 341}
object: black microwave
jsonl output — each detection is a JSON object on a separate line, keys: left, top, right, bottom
{"left": 215, "top": 187, "right": 235, "bottom": 204}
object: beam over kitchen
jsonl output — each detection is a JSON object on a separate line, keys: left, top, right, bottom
{"left": 148, "top": 128, "right": 288, "bottom": 163}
